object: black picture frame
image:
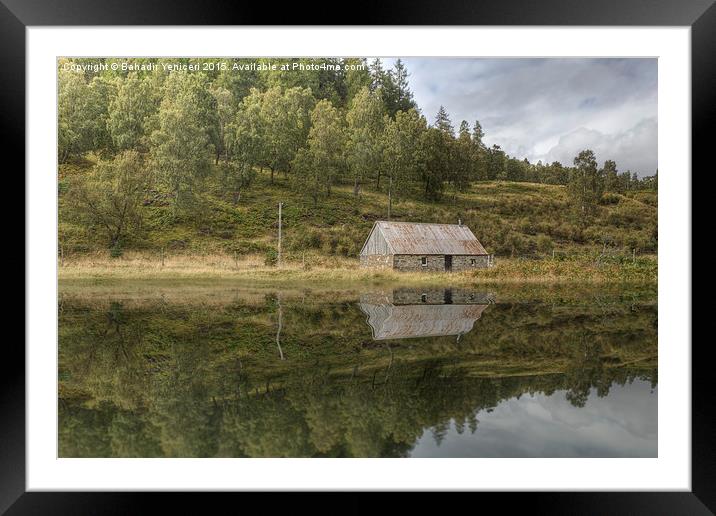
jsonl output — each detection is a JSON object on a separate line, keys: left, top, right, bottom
{"left": 6, "top": 0, "right": 708, "bottom": 513}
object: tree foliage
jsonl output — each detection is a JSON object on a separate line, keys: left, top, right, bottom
{"left": 568, "top": 149, "right": 605, "bottom": 225}
{"left": 293, "top": 100, "right": 346, "bottom": 204}
{"left": 383, "top": 109, "right": 427, "bottom": 207}
{"left": 150, "top": 72, "right": 216, "bottom": 212}
{"left": 67, "top": 150, "right": 150, "bottom": 250}
{"left": 58, "top": 66, "right": 113, "bottom": 162}
{"left": 56, "top": 57, "right": 658, "bottom": 257}
{"left": 107, "top": 73, "right": 155, "bottom": 152}
{"left": 346, "top": 87, "right": 385, "bottom": 196}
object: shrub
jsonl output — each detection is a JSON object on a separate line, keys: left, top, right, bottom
{"left": 290, "top": 228, "right": 323, "bottom": 251}
{"left": 600, "top": 193, "right": 620, "bottom": 205}
{"left": 326, "top": 236, "right": 340, "bottom": 255}
{"left": 496, "top": 231, "right": 532, "bottom": 257}
{"left": 264, "top": 248, "right": 278, "bottom": 266}
{"left": 535, "top": 234, "right": 553, "bottom": 254}
{"left": 227, "top": 241, "right": 266, "bottom": 256}
{"left": 336, "top": 236, "right": 358, "bottom": 257}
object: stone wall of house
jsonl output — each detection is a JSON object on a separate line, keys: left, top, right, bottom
{"left": 393, "top": 255, "right": 445, "bottom": 272}
{"left": 392, "top": 288, "right": 447, "bottom": 304}
{"left": 451, "top": 290, "right": 494, "bottom": 304}
{"left": 452, "top": 255, "right": 490, "bottom": 271}
{"left": 362, "top": 254, "right": 491, "bottom": 271}
{"left": 393, "top": 288, "right": 494, "bottom": 305}
{"left": 360, "top": 254, "right": 393, "bottom": 269}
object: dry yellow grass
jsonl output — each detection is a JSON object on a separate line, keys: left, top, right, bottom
{"left": 58, "top": 250, "right": 656, "bottom": 287}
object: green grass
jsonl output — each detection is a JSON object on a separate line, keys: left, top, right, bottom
{"left": 59, "top": 162, "right": 658, "bottom": 276}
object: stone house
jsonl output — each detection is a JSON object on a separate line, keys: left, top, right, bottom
{"left": 359, "top": 221, "right": 492, "bottom": 272}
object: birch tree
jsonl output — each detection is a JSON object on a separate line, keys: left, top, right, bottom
{"left": 150, "top": 72, "right": 215, "bottom": 212}
{"left": 382, "top": 108, "right": 427, "bottom": 216}
{"left": 346, "top": 87, "right": 385, "bottom": 197}
{"left": 293, "top": 100, "right": 345, "bottom": 204}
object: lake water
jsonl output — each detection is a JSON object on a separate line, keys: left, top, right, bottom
{"left": 58, "top": 283, "right": 657, "bottom": 458}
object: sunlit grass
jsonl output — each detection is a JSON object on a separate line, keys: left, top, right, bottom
{"left": 58, "top": 250, "right": 657, "bottom": 286}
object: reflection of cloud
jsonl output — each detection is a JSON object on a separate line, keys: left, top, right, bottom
{"left": 411, "top": 380, "right": 657, "bottom": 457}
{"left": 387, "top": 58, "right": 657, "bottom": 177}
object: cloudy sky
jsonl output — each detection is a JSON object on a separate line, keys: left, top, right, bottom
{"left": 391, "top": 58, "right": 657, "bottom": 177}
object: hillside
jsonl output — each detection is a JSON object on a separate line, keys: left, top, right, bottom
{"left": 59, "top": 157, "right": 657, "bottom": 266}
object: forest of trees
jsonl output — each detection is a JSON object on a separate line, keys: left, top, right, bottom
{"left": 58, "top": 57, "right": 658, "bottom": 257}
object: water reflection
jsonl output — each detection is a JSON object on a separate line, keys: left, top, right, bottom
{"left": 359, "top": 288, "right": 493, "bottom": 340}
{"left": 412, "top": 381, "right": 657, "bottom": 458}
{"left": 58, "top": 285, "right": 657, "bottom": 458}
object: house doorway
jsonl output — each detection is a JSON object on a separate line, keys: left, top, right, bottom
{"left": 444, "top": 289, "right": 453, "bottom": 304}
{"left": 445, "top": 255, "right": 453, "bottom": 272}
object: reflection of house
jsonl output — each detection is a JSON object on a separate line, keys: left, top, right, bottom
{"left": 359, "top": 289, "right": 493, "bottom": 340}
{"left": 359, "top": 221, "right": 492, "bottom": 272}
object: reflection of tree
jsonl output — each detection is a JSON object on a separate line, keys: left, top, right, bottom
{"left": 60, "top": 359, "right": 655, "bottom": 458}
{"left": 59, "top": 301, "right": 148, "bottom": 410}
{"left": 108, "top": 411, "right": 163, "bottom": 457}
{"left": 565, "top": 336, "right": 606, "bottom": 407}
{"left": 219, "top": 391, "right": 313, "bottom": 457}
{"left": 58, "top": 292, "right": 657, "bottom": 457}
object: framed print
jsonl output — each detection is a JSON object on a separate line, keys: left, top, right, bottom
{"left": 7, "top": 0, "right": 709, "bottom": 512}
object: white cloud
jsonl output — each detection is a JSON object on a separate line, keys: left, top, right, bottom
{"left": 542, "top": 117, "right": 658, "bottom": 174}
{"left": 395, "top": 58, "right": 657, "bottom": 176}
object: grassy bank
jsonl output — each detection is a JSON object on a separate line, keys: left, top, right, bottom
{"left": 58, "top": 250, "right": 657, "bottom": 286}
{"left": 60, "top": 161, "right": 658, "bottom": 261}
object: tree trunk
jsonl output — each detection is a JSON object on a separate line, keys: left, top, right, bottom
{"left": 388, "top": 176, "right": 393, "bottom": 220}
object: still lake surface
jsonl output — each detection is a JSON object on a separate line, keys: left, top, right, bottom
{"left": 58, "top": 283, "right": 657, "bottom": 458}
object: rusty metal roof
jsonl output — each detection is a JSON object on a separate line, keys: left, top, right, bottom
{"left": 358, "top": 302, "right": 488, "bottom": 340}
{"left": 375, "top": 221, "right": 487, "bottom": 255}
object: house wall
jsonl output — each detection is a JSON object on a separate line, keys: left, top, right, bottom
{"left": 360, "top": 226, "right": 391, "bottom": 256}
{"left": 361, "top": 253, "right": 491, "bottom": 271}
{"left": 360, "top": 254, "right": 393, "bottom": 269}
{"left": 452, "top": 255, "right": 490, "bottom": 271}
{"left": 394, "top": 255, "right": 445, "bottom": 271}
{"left": 451, "top": 290, "right": 494, "bottom": 304}
{"left": 361, "top": 288, "right": 492, "bottom": 306}
{"left": 393, "top": 288, "right": 448, "bottom": 304}
{"left": 392, "top": 254, "right": 490, "bottom": 272}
